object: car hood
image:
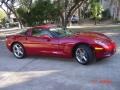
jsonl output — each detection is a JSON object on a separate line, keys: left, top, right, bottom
{"left": 72, "top": 32, "right": 111, "bottom": 41}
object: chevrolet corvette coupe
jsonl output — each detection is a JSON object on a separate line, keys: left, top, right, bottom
{"left": 6, "top": 24, "right": 116, "bottom": 65}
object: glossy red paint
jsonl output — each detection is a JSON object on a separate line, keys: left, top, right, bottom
{"left": 6, "top": 24, "right": 116, "bottom": 59}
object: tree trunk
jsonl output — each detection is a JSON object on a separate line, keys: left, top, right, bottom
{"left": 11, "top": 10, "right": 23, "bottom": 29}
{"left": 65, "top": 0, "right": 87, "bottom": 26}
{"left": 95, "top": 18, "right": 97, "bottom": 25}
{"left": 58, "top": 0, "right": 88, "bottom": 27}
{"left": 4, "top": 2, "right": 23, "bottom": 29}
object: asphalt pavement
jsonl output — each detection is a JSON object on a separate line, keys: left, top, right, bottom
{"left": 0, "top": 29, "right": 120, "bottom": 90}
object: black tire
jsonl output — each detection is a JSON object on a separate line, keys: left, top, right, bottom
{"left": 74, "top": 45, "right": 95, "bottom": 65}
{"left": 12, "top": 43, "right": 25, "bottom": 59}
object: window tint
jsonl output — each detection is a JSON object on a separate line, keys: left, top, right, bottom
{"left": 32, "top": 29, "right": 41, "bottom": 36}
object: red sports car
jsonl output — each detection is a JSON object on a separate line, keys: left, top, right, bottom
{"left": 6, "top": 24, "right": 116, "bottom": 65}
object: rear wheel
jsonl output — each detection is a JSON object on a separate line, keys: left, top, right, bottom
{"left": 12, "top": 43, "right": 25, "bottom": 59}
{"left": 74, "top": 45, "right": 95, "bottom": 65}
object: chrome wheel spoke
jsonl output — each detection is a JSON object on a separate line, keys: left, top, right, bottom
{"left": 76, "top": 48, "right": 88, "bottom": 63}
{"left": 82, "top": 56, "right": 87, "bottom": 61}
{"left": 13, "top": 44, "right": 24, "bottom": 58}
{"left": 14, "top": 45, "right": 19, "bottom": 50}
{"left": 18, "top": 49, "right": 23, "bottom": 55}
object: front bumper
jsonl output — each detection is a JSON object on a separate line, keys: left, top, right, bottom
{"left": 94, "top": 41, "right": 116, "bottom": 59}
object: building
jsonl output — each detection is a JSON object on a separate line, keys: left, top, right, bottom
{"left": 100, "top": 0, "right": 120, "bottom": 20}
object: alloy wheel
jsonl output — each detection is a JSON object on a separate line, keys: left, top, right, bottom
{"left": 13, "top": 43, "right": 24, "bottom": 58}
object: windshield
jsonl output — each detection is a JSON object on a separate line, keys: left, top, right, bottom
{"left": 49, "top": 27, "right": 72, "bottom": 38}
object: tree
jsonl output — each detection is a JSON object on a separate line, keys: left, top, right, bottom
{"left": 0, "top": 8, "right": 6, "bottom": 23}
{"left": 54, "top": 0, "right": 88, "bottom": 27}
{"left": 90, "top": 0, "right": 103, "bottom": 25}
{"left": 0, "top": 0, "right": 23, "bottom": 28}
{"left": 0, "top": 0, "right": 88, "bottom": 27}
{"left": 18, "top": 0, "right": 32, "bottom": 8}
{"left": 17, "top": 0, "right": 60, "bottom": 26}
{"left": 0, "top": 0, "right": 33, "bottom": 28}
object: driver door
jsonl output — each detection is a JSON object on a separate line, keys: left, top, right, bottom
{"left": 26, "top": 29, "right": 59, "bottom": 56}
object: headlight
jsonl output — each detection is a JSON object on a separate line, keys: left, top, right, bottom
{"left": 95, "top": 40, "right": 109, "bottom": 48}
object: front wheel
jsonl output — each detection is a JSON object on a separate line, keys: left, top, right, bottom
{"left": 12, "top": 43, "right": 25, "bottom": 59}
{"left": 74, "top": 45, "right": 95, "bottom": 65}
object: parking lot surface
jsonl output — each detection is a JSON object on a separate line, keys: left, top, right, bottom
{"left": 0, "top": 29, "right": 120, "bottom": 90}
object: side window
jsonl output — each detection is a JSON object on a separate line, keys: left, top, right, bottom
{"left": 40, "top": 30, "right": 52, "bottom": 37}
{"left": 32, "top": 29, "right": 42, "bottom": 36}
{"left": 32, "top": 29, "right": 52, "bottom": 37}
